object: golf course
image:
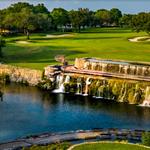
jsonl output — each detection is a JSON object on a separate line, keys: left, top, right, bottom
{"left": 2, "top": 27, "right": 150, "bottom": 70}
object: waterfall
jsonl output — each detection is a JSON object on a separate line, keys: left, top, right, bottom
{"left": 95, "top": 86, "right": 103, "bottom": 99}
{"left": 107, "top": 85, "right": 111, "bottom": 100}
{"left": 76, "top": 78, "right": 82, "bottom": 95}
{"left": 92, "top": 63, "right": 96, "bottom": 70}
{"left": 136, "top": 66, "right": 140, "bottom": 75}
{"left": 140, "top": 86, "right": 150, "bottom": 107}
{"left": 130, "top": 66, "right": 136, "bottom": 75}
{"left": 83, "top": 77, "right": 91, "bottom": 96}
{"left": 118, "top": 65, "right": 122, "bottom": 74}
{"left": 118, "top": 83, "right": 127, "bottom": 102}
{"left": 52, "top": 75, "right": 65, "bottom": 93}
{"left": 64, "top": 75, "right": 70, "bottom": 83}
{"left": 142, "top": 67, "right": 147, "bottom": 76}
{"left": 76, "top": 83, "right": 82, "bottom": 95}
{"left": 102, "top": 63, "right": 107, "bottom": 72}
{"left": 124, "top": 65, "right": 129, "bottom": 75}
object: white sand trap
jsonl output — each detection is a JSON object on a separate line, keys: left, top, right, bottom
{"left": 16, "top": 41, "right": 30, "bottom": 44}
{"left": 128, "top": 36, "right": 150, "bottom": 42}
{"left": 46, "top": 34, "right": 74, "bottom": 38}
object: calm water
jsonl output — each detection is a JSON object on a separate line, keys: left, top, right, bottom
{"left": 0, "top": 83, "right": 150, "bottom": 143}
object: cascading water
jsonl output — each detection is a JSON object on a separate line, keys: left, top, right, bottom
{"left": 52, "top": 73, "right": 150, "bottom": 106}
{"left": 118, "top": 83, "right": 125, "bottom": 102}
{"left": 142, "top": 67, "right": 147, "bottom": 76}
{"left": 52, "top": 75, "right": 65, "bottom": 93}
{"left": 140, "top": 86, "right": 150, "bottom": 107}
{"left": 83, "top": 77, "right": 91, "bottom": 96}
{"left": 76, "top": 78, "right": 82, "bottom": 95}
{"left": 64, "top": 75, "right": 70, "bottom": 83}
{"left": 95, "top": 87, "right": 103, "bottom": 99}
{"left": 95, "top": 80, "right": 105, "bottom": 99}
{"left": 102, "top": 63, "right": 107, "bottom": 72}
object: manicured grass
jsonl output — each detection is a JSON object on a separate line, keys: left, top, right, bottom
{"left": 72, "top": 142, "right": 150, "bottom": 150}
{"left": 1, "top": 27, "right": 150, "bottom": 70}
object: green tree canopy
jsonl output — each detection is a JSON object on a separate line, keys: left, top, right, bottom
{"left": 33, "top": 3, "right": 49, "bottom": 14}
{"left": 110, "top": 8, "right": 122, "bottom": 25}
{"left": 131, "top": 12, "right": 150, "bottom": 34}
{"left": 19, "top": 8, "right": 37, "bottom": 39}
{"left": 0, "top": 36, "right": 6, "bottom": 57}
{"left": 51, "top": 8, "right": 69, "bottom": 31}
{"left": 95, "top": 9, "right": 112, "bottom": 26}
{"left": 119, "top": 14, "right": 134, "bottom": 27}
{"left": 69, "top": 10, "right": 82, "bottom": 32}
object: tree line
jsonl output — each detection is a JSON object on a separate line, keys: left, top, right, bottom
{"left": 0, "top": 2, "right": 150, "bottom": 39}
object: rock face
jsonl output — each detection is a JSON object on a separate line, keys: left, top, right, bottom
{"left": 0, "top": 64, "right": 42, "bottom": 86}
{"left": 75, "top": 58, "right": 150, "bottom": 76}
{"left": 74, "top": 58, "right": 86, "bottom": 69}
{"left": 58, "top": 74, "right": 150, "bottom": 104}
{"left": 47, "top": 57, "right": 150, "bottom": 105}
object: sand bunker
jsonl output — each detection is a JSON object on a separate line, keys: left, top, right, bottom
{"left": 16, "top": 41, "right": 31, "bottom": 44}
{"left": 46, "top": 34, "right": 74, "bottom": 38}
{"left": 128, "top": 36, "right": 150, "bottom": 42}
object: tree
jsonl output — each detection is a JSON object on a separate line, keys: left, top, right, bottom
{"left": 69, "top": 10, "right": 83, "bottom": 32}
{"left": 110, "top": 8, "right": 122, "bottom": 26}
{"left": 131, "top": 12, "right": 150, "bottom": 34}
{"left": 33, "top": 3, "right": 49, "bottom": 14}
{"left": 7, "top": 2, "right": 33, "bottom": 13}
{"left": 144, "top": 21, "right": 150, "bottom": 35}
{"left": 95, "top": 9, "right": 112, "bottom": 26}
{"left": 19, "top": 8, "right": 37, "bottom": 40}
{"left": 51, "top": 8, "right": 69, "bottom": 31}
{"left": 36, "top": 13, "right": 52, "bottom": 32}
{"left": 142, "top": 132, "right": 150, "bottom": 146}
{"left": 2, "top": 12, "right": 17, "bottom": 30}
{"left": 0, "top": 10, "right": 6, "bottom": 30}
{"left": 119, "top": 14, "right": 133, "bottom": 27}
{"left": 0, "top": 36, "right": 6, "bottom": 57}
{"left": 78, "top": 8, "right": 91, "bottom": 28}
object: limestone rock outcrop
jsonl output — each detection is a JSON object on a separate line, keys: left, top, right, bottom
{"left": 0, "top": 64, "right": 42, "bottom": 86}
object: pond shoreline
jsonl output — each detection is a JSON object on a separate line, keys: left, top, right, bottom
{"left": 0, "top": 128, "right": 149, "bottom": 150}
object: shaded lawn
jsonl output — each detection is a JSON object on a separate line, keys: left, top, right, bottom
{"left": 1, "top": 28, "right": 150, "bottom": 70}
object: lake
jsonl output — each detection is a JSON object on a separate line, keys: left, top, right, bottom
{"left": 0, "top": 83, "right": 150, "bottom": 143}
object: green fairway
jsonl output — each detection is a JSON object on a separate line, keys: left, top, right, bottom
{"left": 1, "top": 28, "right": 150, "bottom": 70}
{"left": 72, "top": 142, "right": 150, "bottom": 150}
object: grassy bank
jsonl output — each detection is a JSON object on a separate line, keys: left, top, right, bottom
{"left": 71, "top": 142, "right": 150, "bottom": 150}
{"left": 1, "top": 28, "right": 150, "bottom": 70}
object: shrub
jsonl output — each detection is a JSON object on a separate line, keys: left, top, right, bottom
{"left": 142, "top": 132, "right": 150, "bottom": 146}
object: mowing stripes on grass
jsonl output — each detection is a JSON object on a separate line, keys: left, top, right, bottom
{"left": 1, "top": 28, "right": 150, "bottom": 70}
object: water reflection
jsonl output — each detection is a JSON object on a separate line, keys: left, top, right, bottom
{"left": 0, "top": 83, "right": 150, "bottom": 143}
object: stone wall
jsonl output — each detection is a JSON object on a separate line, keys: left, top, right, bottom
{"left": 62, "top": 74, "right": 150, "bottom": 104}
{"left": 74, "top": 58, "right": 150, "bottom": 77}
{"left": 0, "top": 64, "right": 42, "bottom": 86}
{"left": 74, "top": 58, "right": 86, "bottom": 69}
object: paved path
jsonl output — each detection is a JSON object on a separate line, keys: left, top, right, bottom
{"left": 0, "top": 129, "right": 147, "bottom": 150}
{"left": 0, "top": 131, "right": 100, "bottom": 150}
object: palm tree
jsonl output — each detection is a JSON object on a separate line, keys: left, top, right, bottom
{"left": 0, "top": 35, "right": 6, "bottom": 57}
